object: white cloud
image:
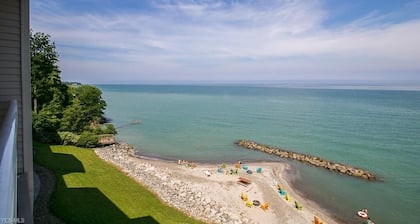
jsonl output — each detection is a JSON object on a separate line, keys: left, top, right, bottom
{"left": 31, "top": 0, "right": 420, "bottom": 83}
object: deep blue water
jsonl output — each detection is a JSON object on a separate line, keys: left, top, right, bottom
{"left": 99, "top": 84, "right": 420, "bottom": 224}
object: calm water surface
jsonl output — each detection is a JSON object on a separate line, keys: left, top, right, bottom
{"left": 99, "top": 84, "right": 420, "bottom": 224}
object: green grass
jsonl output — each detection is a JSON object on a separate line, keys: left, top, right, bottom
{"left": 34, "top": 142, "right": 203, "bottom": 224}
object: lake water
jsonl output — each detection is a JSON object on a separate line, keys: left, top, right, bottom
{"left": 99, "top": 84, "right": 420, "bottom": 224}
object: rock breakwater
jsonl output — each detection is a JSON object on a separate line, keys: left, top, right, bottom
{"left": 235, "top": 140, "right": 378, "bottom": 181}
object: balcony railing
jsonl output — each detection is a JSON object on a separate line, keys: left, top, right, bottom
{"left": 0, "top": 100, "right": 18, "bottom": 220}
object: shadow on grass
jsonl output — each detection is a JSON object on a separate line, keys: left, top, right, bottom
{"left": 34, "top": 143, "right": 159, "bottom": 224}
{"left": 55, "top": 187, "right": 159, "bottom": 224}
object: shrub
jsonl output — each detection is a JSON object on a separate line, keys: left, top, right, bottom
{"left": 103, "top": 123, "right": 117, "bottom": 134}
{"left": 76, "top": 132, "right": 99, "bottom": 148}
{"left": 32, "top": 109, "right": 62, "bottom": 144}
{"left": 59, "top": 131, "right": 80, "bottom": 145}
{"left": 90, "top": 123, "right": 117, "bottom": 135}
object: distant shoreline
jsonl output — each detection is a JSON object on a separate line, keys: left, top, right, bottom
{"left": 96, "top": 82, "right": 420, "bottom": 91}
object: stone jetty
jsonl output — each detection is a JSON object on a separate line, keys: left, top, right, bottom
{"left": 235, "top": 140, "right": 378, "bottom": 181}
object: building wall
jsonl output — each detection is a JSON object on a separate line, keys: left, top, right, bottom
{"left": 0, "top": 0, "right": 33, "bottom": 209}
{"left": 0, "top": 0, "right": 23, "bottom": 172}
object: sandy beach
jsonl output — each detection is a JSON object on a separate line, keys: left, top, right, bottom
{"left": 95, "top": 143, "right": 339, "bottom": 224}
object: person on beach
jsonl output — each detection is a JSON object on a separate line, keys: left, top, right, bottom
{"left": 357, "top": 208, "right": 369, "bottom": 219}
{"left": 362, "top": 208, "right": 368, "bottom": 214}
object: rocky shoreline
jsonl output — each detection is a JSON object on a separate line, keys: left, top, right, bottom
{"left": 236, "top": 140, "right": 378, "bottom": 181}
{"left": 95, "top": 142, "right": 341, "bottom": 224}
{"left": 95, "top": 143, "right": 250, "bottom": 224}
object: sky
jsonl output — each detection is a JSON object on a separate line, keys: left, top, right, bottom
{"left": 30, "top": 0, "right": 420, "bottom": 84}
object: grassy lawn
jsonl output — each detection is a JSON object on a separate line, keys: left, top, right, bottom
{"left": 34, "top": 142, "right": 203, "bottom": 224}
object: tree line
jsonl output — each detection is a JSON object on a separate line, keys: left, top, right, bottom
{"left": 31, "top": 31, "right": 116, "bottom": 147}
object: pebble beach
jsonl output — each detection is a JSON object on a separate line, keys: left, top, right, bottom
{"left": 95, "top": 143, "right": 339, "bottom": 224}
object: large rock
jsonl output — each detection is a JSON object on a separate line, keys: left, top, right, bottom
{"left": 236, "top": 140, "right": 378, "bottom": 181}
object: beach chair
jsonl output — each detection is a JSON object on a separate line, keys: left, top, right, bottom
{"left": 238, "top": 177, "right": 251, "bottom": 187}
{"left": 285, "top": 194, "right": 292, "bottom": 202}
{"left": 246, "top": 201, "right": 253, "bottom": 208}
{"left": 295, "top": 200, "right": 303, "bottom": 210}
{"left": 256, "top": 167, "right": 262, "bottom": 173}
{"left": 217, "top": 167, "right": 223, "bottom": 173}
{"left": 235, "top": 163, "right": 241, "bottom": 169}
{"left": 260, "top": 202, "right": 269, "bottom": 211}
{"left": 279, "top": 189, "right": 286, "bottom": 196}
{"left": 242, "top": 164, "right": 248, "bottom": 170}
{"left": 313, "top": 216, "right": 323, "bottom": 224}
{"left": 241, "top": 193, "right": 248, "bottom": 201}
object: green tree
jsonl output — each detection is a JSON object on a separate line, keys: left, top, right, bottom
{"left": 60, "top": 102, "right": 86, "bottom": 133}
{"left": 31, "top": 31, "right": 66, "bottom": 112}
{"left": 31, "top": 31, "right": 117, "bottom": 146}
{"left": 60, "top": 85, "right": 107, "bottom": 133}
{"left": 74, "top": 85, "right": 106, "bottom": 121}
{"left": 32, "top": 107, "right": 61, "bottom": 143}
{"left": 31, "top": 31, "right": 69, "bottom": 143}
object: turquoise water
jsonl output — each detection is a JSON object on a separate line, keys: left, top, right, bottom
{"left": 99, "top": 84, "right": 420, "bottom": 224}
